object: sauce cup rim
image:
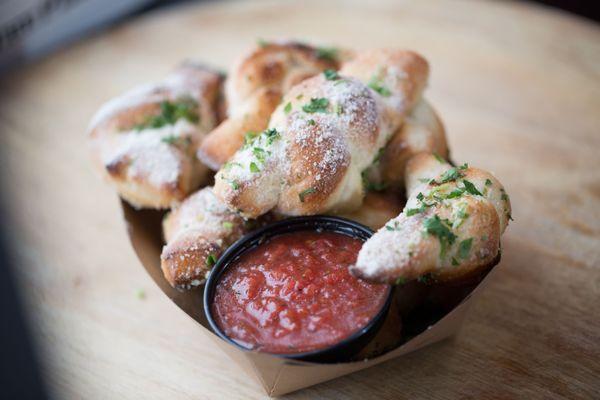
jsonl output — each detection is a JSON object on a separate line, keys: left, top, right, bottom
{"left": 203, "top": 215, "right": 394, "bottom": 363}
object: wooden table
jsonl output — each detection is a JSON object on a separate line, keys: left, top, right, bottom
{"left": 1, "top": 0, "right": 598, "bottom": 398}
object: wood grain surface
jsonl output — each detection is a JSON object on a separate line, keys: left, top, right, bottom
{"left": 1, "top": 0, "right": 599, "bottom": 398}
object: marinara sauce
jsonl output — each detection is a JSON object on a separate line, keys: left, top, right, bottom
{"left": 211, "top": 230, "right": 389, "bottom": 354}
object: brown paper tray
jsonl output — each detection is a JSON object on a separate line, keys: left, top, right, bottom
{"left": 121, "top": 200, "right": 499, "bottom": 396}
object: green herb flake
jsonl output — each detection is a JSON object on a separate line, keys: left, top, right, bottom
{"left": 161, "top": 135, "right": 178, "bottom": 145}
{"left": 257, "top": 38, "right": 268, "bottom": 47}
{"left": 229, "top": 180, "right": 240, "bottom": 190}
{"left": 296, "top": 94, "right": 304, "bottom": 100}
{"left": 323, "top": 69, "right": 340, "bottom": 81}
{"left": 368, "top": 76, "right": 392, "bottom": 97}
{"left": 451, "top": 257, "right": 460, "bottom": 266}
{"left": 436, "top": 168, "right": 464, "bottom": 184}
{"left": 445, "top": 188, "right": 465, "bottom": 199}
{"left": 135, "top": 289, "right": 146, "bottom": 300}
{"left": 206, "top": 254, "right": 217, "bottom": 267}
{"left": 405, "top": 208, "right": 421, "bottom": 217}
{"left": 315, "top": 46, "right": 339, "bottom": 61}
{"left": 302, "top": 97, "right": 330, "bottom": 113}
{"left": 458, "top": 238, "right": 473, "bottom": 259}
{"left": 222, "top": 221, "right": 234, "bottom": 230}
{"left": 299, "top": 187, "right": 317, "bottom": 202}
{"left": 243, "top": 131, "right": 258, "bottom": 147}
{"left": 134, "top": 98, "right": 199, "bottom": 131}
{"left": 249, "top": 162, "right": 260, "bottom": 173}
{"left": 458, "top": 163, "right": 469, "bottom": 170}
{"left": 462, "top": 180, "right": 483, "bottom": 196}
{"left": 307, "top": 119, "right": 316, "bottom": 126}
{"left": 416, "top": 192, "right": 425, "bottom": 201}
{"left": 485, "top": 178, "right": 492, "bottom": 186}
{"left": 433, "top": 153, "right": 445, "bottom": 163}
{"left": 264, "top": 128, "right": 281, "bottom": 145}
{"left": 334, "top": 103, "right": 343, "bottom": 115}
{"left": 423, "top": 215, "right": 457, "bottom": 258}
{"left": 284, "top": 102, "right": 292, "bottom": 114}
{"left": 223, "top": 161, "right": 242, "bottom": 170}
{"left": 253, "top": 147, "right": 266, "bottom": 163}
{"left": 361, "top": 170, "right": 387, "bottom": 191}
{"left": 395, "top": 277, "right": 407, "bottom": 286}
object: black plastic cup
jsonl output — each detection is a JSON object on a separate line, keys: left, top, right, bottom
{"left": 204, "top": 215, "right": 394, "bottom": 363}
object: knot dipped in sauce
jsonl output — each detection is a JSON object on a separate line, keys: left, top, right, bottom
{"left": 211, "top": 230, "right": 390, "bottom": 354}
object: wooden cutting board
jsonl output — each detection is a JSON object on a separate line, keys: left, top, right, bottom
{"left": 0, "top": 0, "right": 598, "bottom": 398}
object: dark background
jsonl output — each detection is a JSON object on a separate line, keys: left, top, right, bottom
{"left": 0, "top": 1, "right": 597, "bottom": 399}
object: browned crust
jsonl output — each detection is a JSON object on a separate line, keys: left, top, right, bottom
{"left": 379, "top": 101, "right": 448, "bottom": 188}
{"left": 197, "top": 87, "right": 282, "bottom": 170}
{"left": 88, "top": 63, "right": 224, "bottom": 209}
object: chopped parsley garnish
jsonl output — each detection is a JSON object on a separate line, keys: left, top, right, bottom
{"left": 134, "top": 98, "right": 199, "bottom": 131}
{"left": 222, "top": 221, "right": 233, "bottom": 230}
{"left": 451, "top": 257, "right": 460, "bottom": 266}
{"left": 307, "top": 119, "right": 316, "bottom": 126}
{"left": 368, "top": 76, "right": 392, "bottom": 97}
{"left": 296, "top": 94, "right": 303, "bottom": 100}
{"left": 458, "top": 238, "right": 473, "bottom": 259}
{"left": 299, "top": 187, "right": 317, "bottom": 202}
{"left": 485, "top": 178, "right": 493, "bottom": 186}
{"left": 395, "top": 277, "right": 407, "bottom": 285}
{"left": 456, "top": 205, "right": 469, "bottom": 221}
{"left": 249, "top": 162, "right": 260, "bottom": 173}
{"left": 257, "top": 38, "right": 268, "bottom": 47}
{"left": 315, "top": 46, "right": 339, "bottom": 61}
{"left": 462, "top": 180, "right": 482, "bottom": 196}
{"left": 361, "top": 170, "right": 387, "bottom": 191}
{"left": 445, "top": 188, "right": 465, "bottom": 199}
{"left": 243, "top": 131, "right": 258, "bottom": 147}
{"left": 206, "top": 253, "right": 217, "bottom": 267}
{"left": 423, "top": 215, "right": 457, "bottom": 258}
{"left": 406, "top": 208, "right": 422, "bottom": 217}
{"left": 223, "top": 161, "right": 241, "bottom": 170}
{"left": 433, "top": 153, "right": 445, "bottom": 163}
{"left": 335, "top": 103, "right": 343, "bottom": 115}
{"left": 161, "top": 135, "right": 178, "bottom": 145}
{"left": 229, "top": 180, "right": 240, "bottom": 190}
{"left": 417, "top": 192, "right": 425, "bottom": 201}
{"left": 252, "top": 147, "right": 266, "bottom": 163}
{"left": 435, "top": 167, "right": 465, "bottom": 184}
{"left": 459, "top": 163, "right": 469, "bottom": 170}
{"left": 500, "top": 189, "right": 510, "bottom": 201}
{"left": 302, "top": 97, "right": 330, "bottom": 113}
{"left": 284, "top": 102, "right": 292, "bottom": 114}
{"left": 161, "top": 135, "right": 191, "bottom": 147}
{"left": 385, "top": 221, "right": 400, "bottom": 231}
{"left": 264, "top": 128, "right": 280, "bottom": 145}
{"left": 323, "top": 69, "right": 340, "bottom": 80}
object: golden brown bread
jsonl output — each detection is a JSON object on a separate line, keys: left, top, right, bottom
{"left": 197, "top": 41, "right": 340, "bottom": 170}
{"left": 88, "top": 62, "right": 223, "bottom": 209}
{"left": 351, "top": 153, "right": 511, "bottom": 284}
{"left": 364, "top": 100, "right": 448, "bottom": 189}
{"left": 160, "top": 187, "right": 267, "bottom": 289}
{"left": 214, "top": 49, "right": 430, "bottom": 219}
{"left": 336, "top": 191, "right": 405, "bottom": 231}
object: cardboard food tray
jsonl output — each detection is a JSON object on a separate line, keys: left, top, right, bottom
{"left": 121, "top": 200, "right": 499, "bottom": 396}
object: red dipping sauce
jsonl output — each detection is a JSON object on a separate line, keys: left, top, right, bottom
{"left": 211, "top": 230, "right": 390, "bottom": 354}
